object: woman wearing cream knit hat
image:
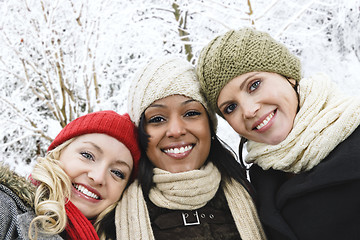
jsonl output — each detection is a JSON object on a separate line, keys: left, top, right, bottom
{"left": 196, "top": 27, "right": 360, "bottom": 240}
{"left": 115, "top": 56, "right": 266, "bottom": 240}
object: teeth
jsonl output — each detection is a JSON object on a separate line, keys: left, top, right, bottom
{"left": 164, "top": 145, "right": 193, "bottom": 154}
{"left": 256, "top": 112, "right": 274, "bottom": 130}
{"left": 73, "top": 184, "right": 100, "bottom": 200}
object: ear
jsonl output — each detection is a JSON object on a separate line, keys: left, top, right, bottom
{"left": 288, "top": 78, "right": 297, "bottom": 87}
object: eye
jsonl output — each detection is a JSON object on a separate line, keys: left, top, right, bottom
{"left": 80, "top": 151, "right": 94, "bottom": 161}
{"left": 148, "top": 116, "right": 165, "bottom": 123}
{"left": 249, "top": 80, "right": 261, "bottom": 92}
{"left": 184, "top": 110, "right": 201, "bottom": 117}
{"left": 111, "top": 169, "right": 125, "bottom": 179}
{"left": 224, "top": 103, "right": 237, "bottom": 115}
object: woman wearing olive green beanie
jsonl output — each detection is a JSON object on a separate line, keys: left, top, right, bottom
{"left": 196, "top": 27, "right": 360, "bottom": 240}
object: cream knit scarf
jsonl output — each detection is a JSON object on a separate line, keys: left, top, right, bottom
{"left": 246, "top": 73, "right": 360, "bottom": 173}
{"left": 115, "top": 162, "right": 266, "bottom": 240}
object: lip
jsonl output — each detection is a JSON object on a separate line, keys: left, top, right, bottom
{"left": 252, "top": 109, "right": 277, "bottom": 132}
{"left": 161, "top": 143, "right": 194, "bottom": 160}
{"left": 72, "top": 183, "right": 102, "bottom": 203}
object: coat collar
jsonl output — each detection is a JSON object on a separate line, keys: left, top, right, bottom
{"left": 277, "top": 125, "right": 360, "bottom": 208}
{"left": 0, "top": 163, "right": 35, "bottom": 208}
{"left": 250, "top": 126, "right": 360, "bottom": 239}
{"left": 0, "top": 164, "right": 63, "bottom": 239}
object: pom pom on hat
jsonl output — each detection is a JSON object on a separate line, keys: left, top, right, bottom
{"left": 48, "top": 111, "right": 141, "bottom": 179}
{"left": 196, "top": 27, "right": 302, "bottom": 117}
{"left": 127, "top": 56, "right": 218, "bottom": 130}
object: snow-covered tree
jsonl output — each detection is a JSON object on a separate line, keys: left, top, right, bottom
{"left": 1, "top": 0, "right": 359, "bottom": 176}
{"left": 0, "top": 0, "right": 125, "bottom": 174}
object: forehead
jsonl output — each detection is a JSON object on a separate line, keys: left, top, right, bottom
{"left": 151, "top": 94, "right": 191, "bottom": 103}
{"left": 147, "top": 95, "right": 203, "bottom": 109}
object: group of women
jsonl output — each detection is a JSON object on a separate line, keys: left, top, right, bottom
{"left": 1, "top": 27, "right": 359, "bottom": 240}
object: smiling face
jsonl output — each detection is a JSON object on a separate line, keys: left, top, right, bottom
{"left": 144, "top": 95, "right": 212, "bottom": 173}
{"left": 58, "top": 133, "right": 133, "bottom": 219}
{"left": 217, "top": 72, "right": 298, "bottom": 145}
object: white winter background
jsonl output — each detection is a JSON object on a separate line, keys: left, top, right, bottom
{"left": 1, "top": 0, "right": 360, "bottom": 177}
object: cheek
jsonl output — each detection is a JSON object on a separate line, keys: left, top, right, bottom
{"left": 147, "top": 135, "right": 158, "bottom": 152}
{"left": 145, "top": 135, "right": 161, "bottom": 164}
{"left": 60, "top": 163, "right": 77, "bottom": 180}
{"left": 197, "top": 124, "right": 212, "bottom": 149}
{"left": 109, "top": 182, "right": 126, "bottom": 201}
{"left": 59, "top": 155, "right": 83, "bottom": 180}
{"left": 226, "top": 115, "right": 237, "bottom": 127}
{"left": 280, "top": 81, "right": 298, "bottom": 108}
{"left": 225, "top": 114, "right": 244, "bottom": 134}
{"left": 58, "top": 156, "right": 72, "bottom": 175}
{"left": 285, "top": 92, "right": 298, "bottom": 118}
{"left": 146, "top": 127, "right": 164, "bottom": 148}
{"left": 145, "top": 127, "right": 159, "bottom": 146}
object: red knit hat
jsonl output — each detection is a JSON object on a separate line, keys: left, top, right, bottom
{"left": 47, "top": 110, "right": 141, "bottom": 179}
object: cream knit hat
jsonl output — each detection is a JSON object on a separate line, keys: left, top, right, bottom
{"left": 127, "top": 56, "right": 217, "bottom": 130}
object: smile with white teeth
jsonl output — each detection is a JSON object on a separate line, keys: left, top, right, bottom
{"left": 256, "top": 112, "right": 275, "bottom": 130}
{"left": 73, "top": 183, "right": 100, "bottom": 200}
{"left": 163, "top": 145, "right": 193, "bottom": 154}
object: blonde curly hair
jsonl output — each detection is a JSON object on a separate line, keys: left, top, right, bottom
{"left": 29, "top": 138, "right": 117, "bottom": 240}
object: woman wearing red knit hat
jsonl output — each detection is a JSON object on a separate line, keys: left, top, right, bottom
{"left": 0, "top": 110, "right": 140, "bottom": 240}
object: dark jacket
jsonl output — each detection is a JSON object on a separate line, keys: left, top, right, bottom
{"left": 0, "top": 164, "right": 63, "bottom": 240}
{"left": 250, "top": 126, "right": 360, "bottom": 240}
{"left": 146, "top": 185, "right": 241, "bottom": 240}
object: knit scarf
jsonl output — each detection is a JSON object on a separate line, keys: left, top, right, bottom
{"left": 149, "top": 161, "right": 221, "bottom": 210}
{"left": 64, "top": 200, "right": 99, "bottom": 240}
{"left": 28, "top": 175, "right": 99, "bottom": 240}
{"left": 246, "top": 73, "right": 360, "bottom": 173}
{"left": 115, "top": 162, "right": 266, "bottom": 240}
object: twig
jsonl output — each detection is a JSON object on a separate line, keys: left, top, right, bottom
{"left": 276, "top": 0, "right": 316, "bottom": 37}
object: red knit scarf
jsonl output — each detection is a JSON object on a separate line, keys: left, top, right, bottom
{"left": 28, "top": 175, "right": 99, "bottom": 239}
{"left": 64, "top": 200, "right": 99, "bottom": 240}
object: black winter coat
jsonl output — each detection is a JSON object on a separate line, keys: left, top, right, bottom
{"left": 146, "top": 186, "right": 241, "bottom": 240}
{"left": 250, "top": 126, "right": 360, "bottom": 240}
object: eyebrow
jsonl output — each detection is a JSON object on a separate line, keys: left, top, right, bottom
{"left": 218, "top": 72, "right": 261, "bottom": 110}
{"left": 147, "top": 103, "right": 165, "bottom": 109}
{"left": 83, "top": 141, "right": 103, "bottom": 154}
{"left": 239, "top": 72, "right": 261, "bottom": 90}
{"left": 182, "top": 99, "right": 196, "bottom": 105}
{"left": 115, "top": 159, "right": 132, "bottom": 171}
{"left": 147, "top": 98, "right": 196, "bottom": 109}
{"left": 84, "top": 141, "right": 132, "bottom": 169}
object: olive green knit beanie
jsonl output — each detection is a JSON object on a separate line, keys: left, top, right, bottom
{"left": 196, "top": 27, "right": 302, "bottom": 116}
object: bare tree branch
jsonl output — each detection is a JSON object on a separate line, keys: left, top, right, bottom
{"left": 172, "top": 2, "right": 193, "bottom": 62}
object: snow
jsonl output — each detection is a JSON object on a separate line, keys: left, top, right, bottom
{"left": 0, "top": 0, "right": 359, "bottom": 176}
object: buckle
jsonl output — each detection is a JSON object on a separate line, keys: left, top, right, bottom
{"left": 182, "top": 211, "right": 200, "bottom": 226}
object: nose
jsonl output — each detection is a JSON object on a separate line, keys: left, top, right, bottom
{"left": 88, "top": 165, "right": 106, "bottom": 186}
{"left": 240, "top": 99, "right": 259, "bottom": 119}
{"left": 166, "top": 116, "right": 186, "bottom": 138}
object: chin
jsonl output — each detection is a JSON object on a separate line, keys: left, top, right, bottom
{"left": 168, "top": 165, "right": 197, "bottom": 173}
{"left": 266, "top": 134, "right": 288, "bottom": 145}
{"left": 169, "top": 168, "right": 191, "bottom": 173}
